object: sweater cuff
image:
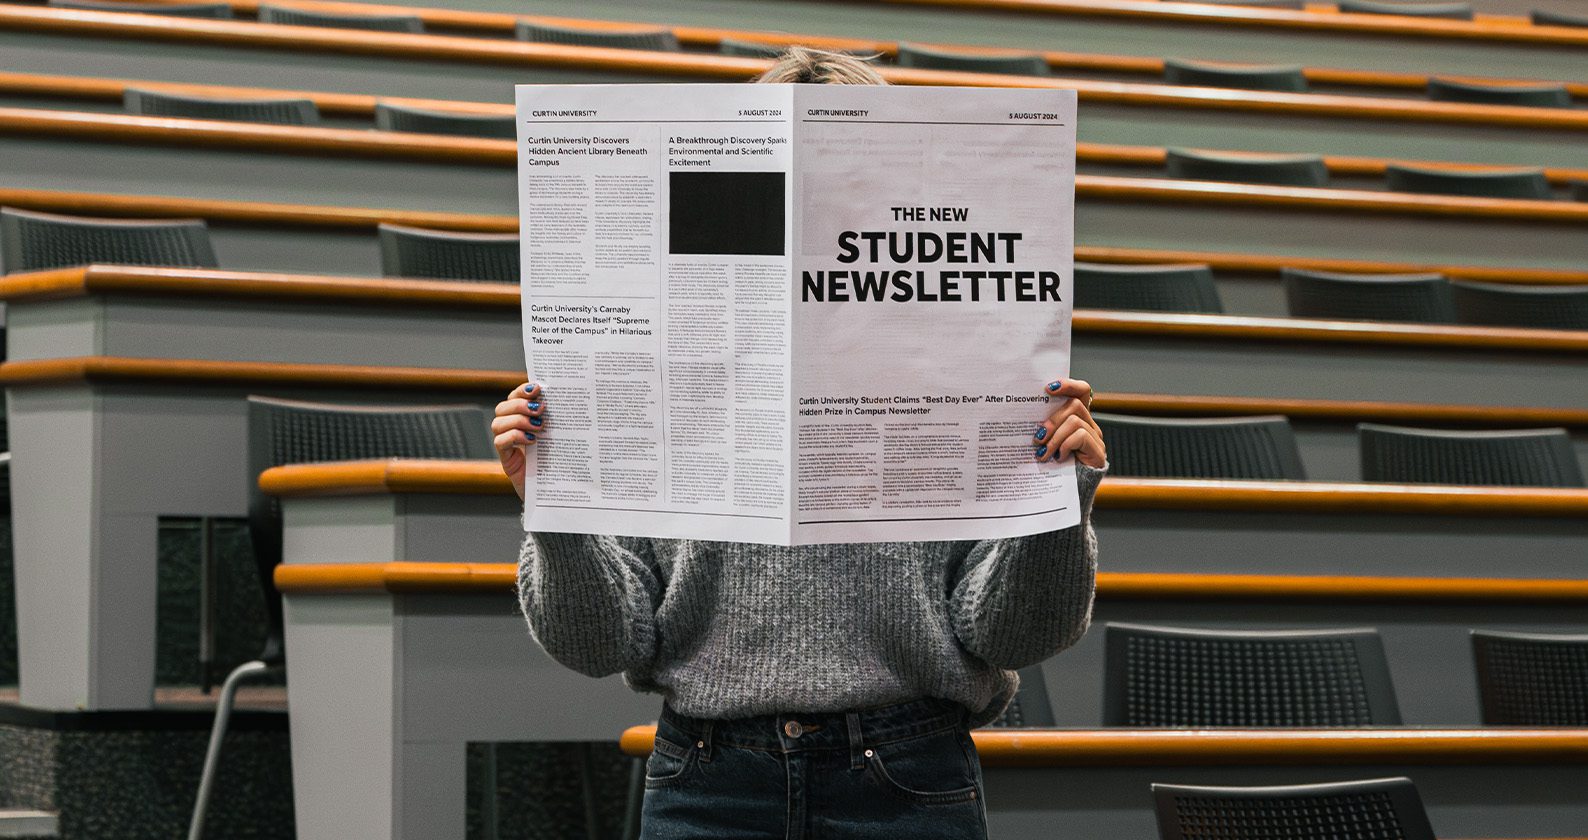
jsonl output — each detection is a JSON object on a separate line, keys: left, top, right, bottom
{"left": 1076, "top": 461, "right": 1107, "bottom": 517}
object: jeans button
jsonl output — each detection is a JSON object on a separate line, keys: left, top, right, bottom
{"left": 783, "top": 721, "right": 803, "bottom": 738}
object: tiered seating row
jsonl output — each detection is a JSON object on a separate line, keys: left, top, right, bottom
{"left": 49, "top": 0, "right": 1588, "bottom": 102}
{"left": 4, "top": 5, "right": 1588, "bottom": 156}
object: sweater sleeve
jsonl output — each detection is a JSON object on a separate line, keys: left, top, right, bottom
{"left": 516, "top": 531, "right": 663, "bottom": 678}
{"left": 947, "top": 463, "right": 1105, "bottom": 670}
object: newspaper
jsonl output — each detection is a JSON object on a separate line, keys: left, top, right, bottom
{"left": 516, "top": 83, "right": 1079, "bottom": 546}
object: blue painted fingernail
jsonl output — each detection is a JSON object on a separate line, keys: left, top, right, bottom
{"left": 1034, "top": 427, "right": 1047, "bottom": 441}
{"left": 529, "top": 417, "right": 542, "bottom": 427}
{"left": 524, "top": 432, "right": 536, "bottom": 442}
{"left": 1047, "top": 381, "right": 1063, "bottom": 393}
{"left": 527, "top": 402, "right": 540, "bottom": 410}
{"left": 1036, "top": 445, "right": 1048, "bottom": 457}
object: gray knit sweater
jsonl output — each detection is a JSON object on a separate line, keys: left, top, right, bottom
{"left": 517, "top": 464, "right": 1104, "bottom": 727}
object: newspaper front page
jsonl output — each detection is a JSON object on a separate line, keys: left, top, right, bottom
{"left": 516, "top": 83, "right": 1079, "bottom": 546}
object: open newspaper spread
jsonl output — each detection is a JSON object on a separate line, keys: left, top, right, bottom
{"left": 516, "top": 83, "right": 1079, "bottom": 546}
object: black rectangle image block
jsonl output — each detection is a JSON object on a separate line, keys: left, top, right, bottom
{"left": 668, "top": 171, "right": 786, "bottom": 256}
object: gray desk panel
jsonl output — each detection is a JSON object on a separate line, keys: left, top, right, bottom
{"left": 7, "top": 297, "right": 525, "bottom": 369}
{"left": 0, "top": 135, "right": 516, "bottom": 215}
{"left": 398, "top": 594, "right": 656, "bottom": 742}
{"left": 1077, "top": 104, "right": 1588, "bottom": 171}
{"left": 1078, "top": 200, "right": 1588, "bottom": 270}
{"left": 1038, "top": 600, "right": 1588, "bottom": 727}
{"left": 1076, "top": 334, "right": 1587, "bottom": 408}
{"left": 1095, "top": 507, "right": 1588, "bottom": 578}
{"left": 983, "top": 761, "right": 1588, "bottom": 838}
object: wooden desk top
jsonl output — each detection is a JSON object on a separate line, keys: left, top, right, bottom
{"left": 257, "top": 459, "right": 1588, "bottom": 517}
{"left": 615, "top": 724, "right": 1588, "bottom": 766}
{"left": 273, "top": 560, "right": 1588, "bottom": 605}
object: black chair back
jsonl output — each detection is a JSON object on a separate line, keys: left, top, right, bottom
{"left": 1095, "top": 414, "right": 1307, "bottom": 480}
{"left": 1449, "top": 281, "right": 1588, "bottom": 331}
{"left": 1074, "top": 262, "right": 1223, "bottom": 313}
{"left": 246, "top": 397, "right": 492, "bottom": 661}
{"left": 1153, "top": 777, "right": 1436, "bottom": 840}
{"left": 257, "top": 4, "right": 424, "bottom": 31}
{"left": 516, "top": 21, "right": 679, "bottom": 51}
{"left": 1358, "top": 423, "right": 1584, "bottom": 487}
{"left": 1166, "top": 148, "right": 1327, "bottom": 187}
{"left": 375, "top": 102, "right": 515, "bottom": 139}
{"left": 1427, "top": 77, "right": 1571, "bottom": 108}
{"left": 987, "top": 667, "right": 1056, "bottom": 728}
{"left": 895, "top": 43, "right": 1049, "bottom": 76}
{"left": 125, "top": 88, "right": 320, "bottom": 125}
{"left": 1385, "top": 164, "right": 1552, "bottom": 200}
{"left": 1472, "top": 629, "right": 1588, "bottom": 725}
{"left": 1338, "top": 0, "right": 1473, "bottom": 17}
{"left": 1281, "top": 268, "right": 1455, "bottom": 323}
{"left": 48, "top": 0, "right": 232, "bottom": 16}
{"left": 1163, "top": 59, "right": 1307, "bottom": 92}
{"left": 378, "top": 224, "right": 520, "bottom": 283}
{"left": 1104, "top": 623, "right": 1402, "bottom": 726}
{"left": 1, "top": 206, "right": 217, "bottom": 274}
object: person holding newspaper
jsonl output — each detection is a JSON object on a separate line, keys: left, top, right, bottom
{"left": 499, "top": 49, "right": 1106, "bottom": 840}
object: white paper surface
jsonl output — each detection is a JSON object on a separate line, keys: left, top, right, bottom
{"left": 516, "top": 83, "right": 1079, "bottom": 545}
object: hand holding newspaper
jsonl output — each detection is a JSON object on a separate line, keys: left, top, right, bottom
{"left": 516, "top": 83, "right": 1080, "bottom": 546}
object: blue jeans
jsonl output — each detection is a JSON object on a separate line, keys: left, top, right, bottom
{"left": 639, "top": 698, "right": 990, "bottom": 839}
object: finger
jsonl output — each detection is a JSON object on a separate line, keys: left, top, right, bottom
{"left": 1040, "top": 377, "right": 1091, "bottom": 403}
{"left": 1034, "top": 398, "right": 1100, "bottom": 444}
{"left": 495, "top": 398, "right": 545, "bottom": 419}
{"left": 518, "top": 381, "right": 541, "bottom": 400}
{"left": 1036, "top": 415, "right": 1088, "bottom": 462}
{"left": 491, "top": 414, "right": 545, "bottom": 436}
{"left": 1057, "top": 426, "right": 1106, "bottom": 468}
{"left": 494, "top": 429, "right": 536, "bottom": 455}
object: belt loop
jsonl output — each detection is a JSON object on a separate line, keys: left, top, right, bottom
{"left": 846, "top": 712, "right": 864, "bottom": 771}
{"left": 698, "top": 719, "right": 714, "bottom": 762}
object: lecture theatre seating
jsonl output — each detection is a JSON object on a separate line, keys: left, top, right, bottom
{"left": 1, "top": 0, "right": 1586, "bottom": 836}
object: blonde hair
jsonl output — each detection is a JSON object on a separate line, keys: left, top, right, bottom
{"left": 754, "top": 46, "right": 887, "bottom": 86}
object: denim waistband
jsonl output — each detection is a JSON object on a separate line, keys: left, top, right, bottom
{"left": 659, "top": 697, "right": 969, "bottom": 755}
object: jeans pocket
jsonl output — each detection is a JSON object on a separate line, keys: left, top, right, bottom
{"left": 864, "top": 729, "right": 981, "bottom": 806}
{"left": 644, "top": 736, "right": 698, "bottom": 789}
